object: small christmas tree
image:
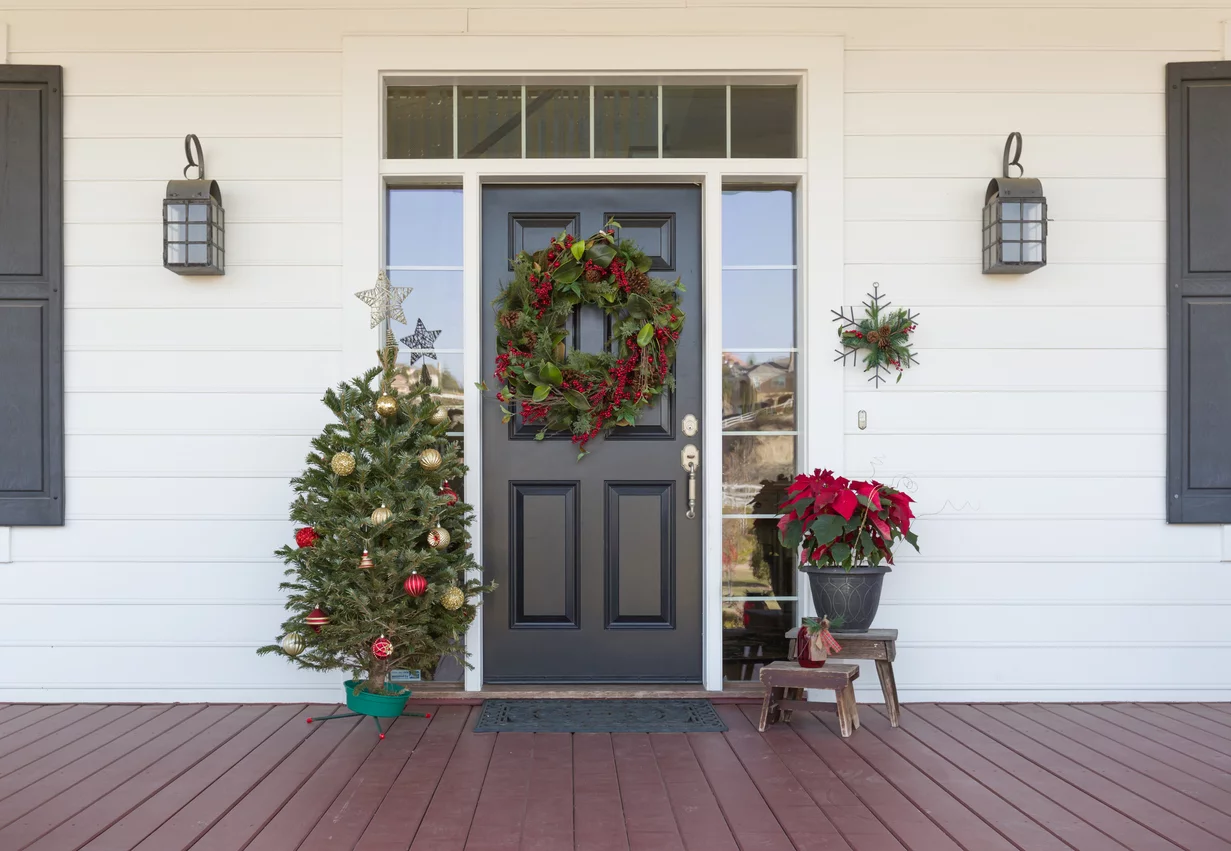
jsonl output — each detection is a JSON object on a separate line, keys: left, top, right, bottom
{"left": 257, "top": 332, "right": 492, "bottom": 693}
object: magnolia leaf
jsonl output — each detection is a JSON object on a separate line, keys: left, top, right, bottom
{"left": 635, "top": 254, "right": 652, "bottom": 274}
{"left": 539, "top": 363, "right": 563, "bottom": 385}
{"left": 523, "top": 369, "right": 544, "bottom": 387}
{"left": 531, "top": 384, "right": 550, "bottom": 403}
{"left": 577, "top": 450, "right": 589, "bottom": 461}
{"left": 561, "top": 387, "right": 591, "bottom": 410}
{"left": 475, "top": 381, "right": 488, "bottom": 391}
{"left": 570, "top": 241, "right": 586, "bottom": 261}
{"left": 554, "top": 262, "right": 583, "bottom": 284}
{"left": 625, "top": 293, "right": 654, "bottom": 319}
{"left": 587, "top": 242, "right": 616, "bottom": 268}
{"left": 636, "top": 322, "right": 655, "bottom": 348}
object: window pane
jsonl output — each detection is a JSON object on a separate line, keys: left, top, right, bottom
{"left": 722, "top": 435, "right": 795, "bottom": 505}
{"left": 594, "top": 86, "right": 658, "bottom": 158}
{"left": 722, "top": 270, "right": 796, "bottom": 349}
{"left": 387, "top": 188, "right": 463, "bottom": 267}
{"left": 723, "top": 517, "right": 797, "bottom": 599}
{"left": 459, "top": 87, "right": 522, "bottom": 159}
{"left": 731, "top": 86, "right": 797, "bottom": 158}
{"left": 722, "top": 189, "right": 795, "bottom": 265}
{"left": 723, "top": 352, "right": 796, "bottom": 431}
{"left": 662, "top": 86, "right": 726, "bottom": 158}
{"left": 387, "top": 86, "right": 454, "bottom": 159}
{"left": 387, "top": 270, "right": 462, "bottom": 351}
{"left": 723, "top": 597, "right": 795, "bottom": 681}
{"left": 395, "top": 351, "right": 465, "bottom": 428}
{"left": 526, "top": 87, "right": 589, "bottom": 158}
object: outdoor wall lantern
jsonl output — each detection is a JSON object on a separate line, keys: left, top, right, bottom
{"left": 982, "top": 132, "right": 1047, "bottom": 274}
{"left": 164, "top": 134, "right": 225, "bottom": 275}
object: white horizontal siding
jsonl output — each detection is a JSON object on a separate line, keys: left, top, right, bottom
{"left": 0, "top": 0, "right": 1224, "bottom": 703}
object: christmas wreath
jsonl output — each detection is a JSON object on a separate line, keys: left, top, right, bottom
{"left": 490, "top": 222, "right": 685, "bottom": 457}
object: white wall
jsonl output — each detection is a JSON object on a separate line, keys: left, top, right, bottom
{"left": 1, "top": 0, "right": 1229, "bottom": 702}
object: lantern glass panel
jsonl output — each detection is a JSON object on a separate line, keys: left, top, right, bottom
{"left": 167, "top": 203, "right": 187, "bottom": 222}
{"left": 166, "top": 223, "right": 185, "bottom": 242}
{"left": 1001, "top": 202, "right": 1020, "bottom": 220}
{"left": 188, "top": 243, "right": 207, "bottom": 264}
{"left": 1002, "top": 242, "right": 1021, "bottom": 262}
{"left": 188, "top": 202, "right": 208, "bottom": 222}
{"left": 1024, "top": 202, "right": 1043, "bottom": 221}
{"left": 167, "top": 242, "right": 186, "bottom": 264}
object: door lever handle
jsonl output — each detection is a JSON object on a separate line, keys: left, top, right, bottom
{"left": 681, "top": 444, "right": 699, "bottom": 519}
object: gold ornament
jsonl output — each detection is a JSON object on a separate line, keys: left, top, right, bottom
{"left": 281, "top": 632, "right": 305, "bottom": 657}
{"left": 359, "top": 549, "right": 374, "bottom": 570}
{"left": 375, "top": 394, "right": 398, "bottom": 418}
{"left": 370, "top": 503, "right": 393, "bottom": 525}
{"left": 440, "top": 586, "right": 465, "bottom": 611}
{"left": 427, "top": 526, "right": 452, "bottom": 550}
{"left": 330, "top": 451, "right": 356, "bottom": 476}
{"left": 428, "top": 406, "right": 449, "bottom": 426}
{"left": 418, "top": 448, "right": 442, "bottom": 471}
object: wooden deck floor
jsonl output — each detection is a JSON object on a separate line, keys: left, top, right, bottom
{"left": 1, "top": 701, "right": 1231, "bottom": 850}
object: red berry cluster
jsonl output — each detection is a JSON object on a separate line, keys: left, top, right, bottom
{"left": 494, "top": 341, "right": 531, "bottom": 384}
{"left": 528, "top": 270, "right": 553, "bottom": 319}
{"left": 609, "top": 257, "right": 630, "bottom": 293}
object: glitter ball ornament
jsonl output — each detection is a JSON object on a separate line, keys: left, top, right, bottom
{"left": 372, "top": 635, "right": 393, "bottom": 658}
{"left": 439, "top": 482, "right": 458, "bottom": 507}
{"left": 295, "top": 527, "right": 320, "bottom": 549}
{"left": 370, "top": 504, "right": 392, "bottom": 525}
{"left": 359, "top": 549, "right": 374, "bottom": 570}
{"left": 306, "top": 606, "right": 329, "bottom": 632}
{"left": 331, "top": 451, "right": 356, "bottom": 476}
{"left": 427, "top": 526, "right": 451, "bottom": 550}
{"left": 418, "top": 448, "right": 442, "bottom": 471}
{"left": 429, "top": 406, "right": 449, "bottom": 426}
{"left": 281, "top": 632, "right": 305, "bottom": 657}
{"left": 440, "top": 586, "right": 465, "bottom": 611}
{"left": 404, "top": 571, "right": 428, "bottom": 597}
{"left": 375, "top": 394, "right": 398, "bottom": 418}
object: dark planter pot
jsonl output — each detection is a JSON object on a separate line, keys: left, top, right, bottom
{"left": 801, "top": 565, "right": 891, "bottom": 631}
{"left": 343, "top": 679, "right": 411, "bottom": 718}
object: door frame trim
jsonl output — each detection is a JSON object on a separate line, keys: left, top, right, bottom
{"left": 342, "top": 34, "right": 846, "bottom": 691}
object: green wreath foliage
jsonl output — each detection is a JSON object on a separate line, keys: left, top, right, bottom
{"left": 490, "top": 222, "right": 685, "bottom": 457}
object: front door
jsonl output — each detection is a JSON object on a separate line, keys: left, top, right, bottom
{"left": 482, "top": 185, "right": 703, "bottom": 682}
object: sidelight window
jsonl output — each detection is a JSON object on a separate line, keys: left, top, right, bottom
{"left": 386, "top": 83, "right": 799, "bottom": 160}
{"left": 720, "top": 187, "right": 799, "bottom": 683}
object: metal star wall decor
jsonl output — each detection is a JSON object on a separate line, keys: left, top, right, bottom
{"left": 833, "top": 283, "right": 920, "bottom": 388}
{"left": 399, "top": 318, "right": 442, "bottom": 365}
{"left": 354, "top": 271, "right": 413, "bottom": 329}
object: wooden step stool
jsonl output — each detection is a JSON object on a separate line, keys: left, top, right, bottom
{"left": 757, "top": 661, "right": 860, "bottom": 737}
{"left": 785, "top": 627, "right": 901, "bottom": 727}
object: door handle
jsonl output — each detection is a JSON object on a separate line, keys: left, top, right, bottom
{"left": 681, "top": 444, "right": 699, "bottom": 519}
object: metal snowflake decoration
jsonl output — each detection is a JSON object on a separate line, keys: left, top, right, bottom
{"left": 833, "top": 283, "right": 919, "bottom": 387}
{"left": 399, "top": 318, "right": 442, "bottom": 365}
{"left": 354, "top": 271, "right": 413, "bottom": 329}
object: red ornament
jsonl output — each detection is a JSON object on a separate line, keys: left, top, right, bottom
{"left": 404, "top": 571, "right": 428, "bottom": 597}
{"left": 305, "top": 605, "right": 329, "bottom": 633}
{"left": 440, "top": 482, "right": 458, "bottom": 507}
{"left": 295, "top": 527, "right": 320, "bottom": 548}
{"left": 372, "top": 636, "right": 393, "bottom": 658}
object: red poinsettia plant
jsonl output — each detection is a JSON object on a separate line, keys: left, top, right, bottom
{"left": 777, "top": 469, "right": 919, "bottom": 570}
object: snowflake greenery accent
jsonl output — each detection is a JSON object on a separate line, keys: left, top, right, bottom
{"left": 832, "top": 283, "right": 919, "bottom": 387}
{"left": 354, "top": 271, "right": 413, "bottom": 329}
{"left": 399, "top": 318, "right": 442, "bottom": 365}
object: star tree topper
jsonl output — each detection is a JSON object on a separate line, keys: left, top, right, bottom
{"left": 354, "top": 271, "right": 413, "bottom": 329}
{"left": 399, "top": 318, "right": 442, "bottom": 365}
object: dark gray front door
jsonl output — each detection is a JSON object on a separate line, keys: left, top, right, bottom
{"left": 482, "top": 185, "right": 702, "bottom": 682}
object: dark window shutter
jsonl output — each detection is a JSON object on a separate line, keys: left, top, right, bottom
{"left": 0, "top": 66, "right": 63, "bottom": 525}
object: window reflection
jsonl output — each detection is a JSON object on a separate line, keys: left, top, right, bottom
{"left": 721, "top": 190, "right": 795, "bottom": 266}
{"left": 723, "top": 352, "right": 795, "bottom": 431}
{"left": 386, "top": 86, "right": 454, "bottom": 159}
{"left": 526, "top": 87, "right": 589, "bottom": 158}
{"left": 662, "top": 86, "right": 726, "bottom": 158}
{"left": 459, "top": 87, "right": 522, "bottom": 159}
{"left": 387, "top": 189, "right": 463, "bottom": 267}
{"left": 386, "top": 271, "right": 462, "bottom": 351}
{"left": 594, "top": 86, "right": 658, "bottom": 158}
{"left": 721, "top": 270, "right": 796, "bottom": 350}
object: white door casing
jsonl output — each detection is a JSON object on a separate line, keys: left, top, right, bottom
{"left": 341, "top": 34, "right": 844, "bottom": 690}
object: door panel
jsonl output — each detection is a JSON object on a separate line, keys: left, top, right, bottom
{"left": 482, "top": 184, "right": 702, "bottom": 682}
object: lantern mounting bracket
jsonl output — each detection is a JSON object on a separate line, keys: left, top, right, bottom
{"left": 183, "top": 133, "right": 205, "bottom": 180}
{"left": 1002, "top": 131, "right": 1024, "bottom": 179}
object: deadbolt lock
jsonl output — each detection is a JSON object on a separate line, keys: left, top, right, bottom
{"left": 682, "top": 414, "right": 699, "bottom": 437}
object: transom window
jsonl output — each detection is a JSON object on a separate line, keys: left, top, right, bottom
{"left": 386, "top": 83, "right": 798, "bottom": 160}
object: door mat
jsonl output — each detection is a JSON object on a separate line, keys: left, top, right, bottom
{"left": 473, "top": 699, "right": 728, "bottom": 733}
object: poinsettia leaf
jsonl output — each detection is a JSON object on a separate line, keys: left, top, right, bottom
{"left": 904, "top": 530, "right": 919, "bottom": 550}
{"left": 780, "top": 523, "right": 802, "bottom": 551}
{"left": 637, "top": 323, "right": 655, "bottom": 348}
{"left": 587, "top": 242, "right": 616, "bottom": 268}
{"left": 808, "top": 514, "right": 844, "bottom": 545}
{"left": 832, "top": 489, "right": 859, "bottom": 520}
{"left": 829, "top": 542, "right": 852, "bottom": 564}
{"left": 531, "top": 385, "right": 550, "bottom": 402}
{"left": 560, "top": 387, "right": 591, "bottom": 410}
{"left": 539, "top": 363, "right": 563, "bottom": 385}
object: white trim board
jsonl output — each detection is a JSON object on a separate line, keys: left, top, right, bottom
{"left": 342, "top": 33, "right": 845, "bottom": 692}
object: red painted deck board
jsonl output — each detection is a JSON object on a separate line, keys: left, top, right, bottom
{"left": 0, "top": 702, "right": 1225, "bottom": 850}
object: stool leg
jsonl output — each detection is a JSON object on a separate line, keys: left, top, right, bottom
{"left": 835, "top": 683, "right": 859, "bottom": 738}
{"left": 781, "top": 687, "right": 801, "bottom": 723}
{"left": 758, "top": 684, "right": 774, "bottom": 732}
{"left": 876, "top": 659, "right": 901, "bottom": 727}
